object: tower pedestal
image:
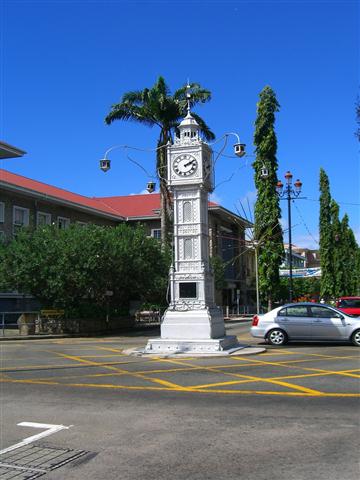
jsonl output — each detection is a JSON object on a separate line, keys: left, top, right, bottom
{"left": 145, "top": 307, "right": 240, "bottom": 354}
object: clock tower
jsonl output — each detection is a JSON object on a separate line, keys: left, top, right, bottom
{"left": 145, "top": 106, "right": 239, "bottom": 354}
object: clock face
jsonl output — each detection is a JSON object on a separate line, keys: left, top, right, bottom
{"left": 173, "top": 154, "right": 198, "bottom": 177}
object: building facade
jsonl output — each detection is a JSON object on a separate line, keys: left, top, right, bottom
{"left": 0, "top": 167, "right": 255, "bottom": 310}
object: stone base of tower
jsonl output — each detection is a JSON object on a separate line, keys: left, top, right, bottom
{"left": 161, "top": 306, "right": 226, "bottom": 339}
{"left": 144, "top": 307, "right": 241, "bottom": 355}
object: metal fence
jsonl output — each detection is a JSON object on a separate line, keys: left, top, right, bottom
{"left": 1, "top": 311, "right": 40, "bottom": 337}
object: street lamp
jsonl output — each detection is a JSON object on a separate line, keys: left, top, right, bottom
{"left": 276, "top": 171, "right": 303, "bottom": 303}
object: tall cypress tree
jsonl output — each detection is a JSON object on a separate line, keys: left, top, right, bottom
{"left": 341, "top": 215, "right": 359, "bottom": 295}
{"left": 319, "top": 168, "right": 334, "bottom": 299}
{"left": 330, "top": 200, "right": 344, "bottom": 297}
{"left": 253, "top": 86, "right": 284, "bottom": 311}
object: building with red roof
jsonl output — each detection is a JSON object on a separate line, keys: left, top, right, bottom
{"left": 0, "top": 161, "right": 255, "bottom": 309}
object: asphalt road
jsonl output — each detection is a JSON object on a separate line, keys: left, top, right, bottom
{"left": 1, "top": 321, "right": 359, "bottom": 480}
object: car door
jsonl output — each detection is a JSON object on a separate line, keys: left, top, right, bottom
{"left": 276, "top": 305, "right": 312, "bottom": 338}
{"left": 309, "top": 305, "right": 347, "bottom": 339}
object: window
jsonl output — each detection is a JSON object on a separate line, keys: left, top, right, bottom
{"left": 339, "top": 299, "right": 360, "bottom": 308}
{"left": 57, "top": 216, "right": 70, "bottom": 229}
{"left": 311, "top": 306, "right": 342, "bottom": 319}
{"left": 0, "top": 202, "right": 4, "bottom": 223}
{"left": 0, "top": 230, "right": 5, "bottom": 242}
{"left": 37, "top": 211, "right": 51, "bottom": 226}
{"left": 151, "top": 229, "right": 161, "bottom": 240}
{"left": 184, "top": 238, "right": 193, "bottom": 259}
{"left": 76, "top": 221, "right": 87, "bottom": 227}
{"left": 284, "top": 306, "right": 309, "bottom": 317}
{"left": 183, "top": 202, "right": 192, "bottom": 222}
{"left": 13, "top": 206, "right": 29, "bottom": 229}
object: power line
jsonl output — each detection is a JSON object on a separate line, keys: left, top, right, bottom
{"left": 293, "top": 202, "right": 319, "bottom": 245}
{"left": 306, "top": 198, "right": 360, "bottom": 206}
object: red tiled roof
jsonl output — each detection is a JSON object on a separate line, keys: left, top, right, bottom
{"left": 0, "top": 168, "right": 224, "bottom": 221}
{"left": 94, "top": 194, "right": 219, "bottom": 219}
{"left": 0, "top": 169, "right": 124, "bottom": 219}
{"left": 94, "top": 193, "right": 161, "bottom": 218}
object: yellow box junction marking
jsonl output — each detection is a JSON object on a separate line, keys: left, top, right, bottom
{"left": 1, "top": 344, "right": 359, "bottom": 398}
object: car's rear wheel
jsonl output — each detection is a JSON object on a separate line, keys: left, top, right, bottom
{"left": 351, "top": 329, "right": 360, "bottom": 347}
{"left": 266, "top": 329, "right": 288, "bottom": 346}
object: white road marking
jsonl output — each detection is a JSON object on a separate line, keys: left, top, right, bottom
{"left": 0, "top": 461, "right": 47, "bottom": 473}
{"left": 0, "top": 422, "right": 72, "bottom": 455}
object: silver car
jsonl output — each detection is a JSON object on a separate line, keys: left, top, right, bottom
{"left": 250, "top": 302, "right": 360, "bottom": 346}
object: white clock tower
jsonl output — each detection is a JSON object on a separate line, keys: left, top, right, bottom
{"left": 145, "top": 106, "right": 240, "bottom": 354}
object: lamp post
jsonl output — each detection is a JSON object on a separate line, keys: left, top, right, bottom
{"left": 276, "top": 171, "right": 303, "bottom": 303}
{"left": 253, "top": 240, "right": 260, "bottom": 314}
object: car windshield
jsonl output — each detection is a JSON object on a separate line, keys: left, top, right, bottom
{"left": 339, "top": 299, "right": 360, "bottom": 308}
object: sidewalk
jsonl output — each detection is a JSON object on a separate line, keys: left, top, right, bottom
{"left": 0, "top": 317, "right": 252, "bottom": 341}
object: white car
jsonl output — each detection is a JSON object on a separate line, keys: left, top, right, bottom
{"left": 250, "top": 302, "right": 360, "bottom": 346}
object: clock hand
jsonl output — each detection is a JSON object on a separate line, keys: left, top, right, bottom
{"left": 184, "top": 160, "right": 193, "bottom": 167}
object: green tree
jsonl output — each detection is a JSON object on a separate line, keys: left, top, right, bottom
{"left": 253, "top": 86, "right": 284, "bottom": 311}
{"left": 340, "top": 214, "right": 359, "bottom": 295}
{"left": 105, "top": 76, "right": 214, "bottom": 245}
{"left": 0, "top": 224, "right": 170, "bottom": 317}
{"left": 319, "top": 168, "right": 334, "bottom": 300}
{"left": 210, "top": 255, "right": 227, "bottom": 291}
{"left": 279, "top": 277, "right": 321, "bottom": 302}
{"left": 330, "top": 200, "right": 344, "bottom": 297}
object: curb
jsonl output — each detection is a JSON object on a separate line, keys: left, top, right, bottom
{"left": 123, "top": 345, "right": 266, "bottom": 357}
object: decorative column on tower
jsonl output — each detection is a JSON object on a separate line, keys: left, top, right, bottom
{"left": 145, "top": 105, "right": 241, "bottom": 354}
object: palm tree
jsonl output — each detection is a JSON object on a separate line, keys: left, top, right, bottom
{"left": 105, "top": 76, "right": 214, "bottom": 244}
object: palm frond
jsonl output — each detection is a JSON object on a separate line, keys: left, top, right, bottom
{"left": 153, "top": 76, "right": 170, "bottom": 97}
{"left": 191, "top": 112, "right": 216, "bottom": 141}
{"left": 121, "top": 90, "right": 145, "bottom": 105}
{"left": 105, "top": 104, "right": 159, "bottom": 127}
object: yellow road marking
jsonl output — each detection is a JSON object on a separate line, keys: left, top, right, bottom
{"left": 1, "top": 377, "right": 359, "bottom": 397}
{"left": 49, "top": 351, "right": 184, "bottom": 390}
{"left": 154, "top": 357, "right": 322, "bottom": 395}
{"left": 94, "top": 346, "right": 125, "bottom": 353}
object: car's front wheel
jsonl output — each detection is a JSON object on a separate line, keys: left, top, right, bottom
{"left": 266, "top": 329, "right": 288, "bottom": 346}
{"left": 351, "top": 329, "right": 360, "bottom": 347}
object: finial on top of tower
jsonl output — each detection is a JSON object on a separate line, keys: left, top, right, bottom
{"left": 186, "top": 80, "right": 191, "bottom": 115}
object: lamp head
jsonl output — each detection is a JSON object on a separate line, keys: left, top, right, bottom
{"left": 284, "top": 170, "right": 293, "bottom": 184}
{"left": 276, "top": 180, "right": 284, "bottom": 195}
{"left": 260, "top": 165, "right": 269, "bottom": 178}
{"left": 146, "top": 181, "right": 156, "bottom": 193}
{"left": 294, "top": 179, "right": 302, "bottom": 194}
{"left": 100, "top": 158, "right": 111, "bottom": 173}
{"left": 234, "top": 143, "right": 246, "bottom": 158}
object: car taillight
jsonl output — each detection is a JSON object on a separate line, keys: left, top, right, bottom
{"left": 252, "top": 315, "right": 259, "bottom": 326}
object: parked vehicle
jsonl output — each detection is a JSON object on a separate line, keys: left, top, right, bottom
{"left": 251, "top": 302, "right": 360, "bottom": 346}
{"left": 335, "top": 297, "right": 360, "bottom": 316}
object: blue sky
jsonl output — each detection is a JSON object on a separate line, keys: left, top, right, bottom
{"left": 1, "top": 0, "right": 359, "bottom": 248}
